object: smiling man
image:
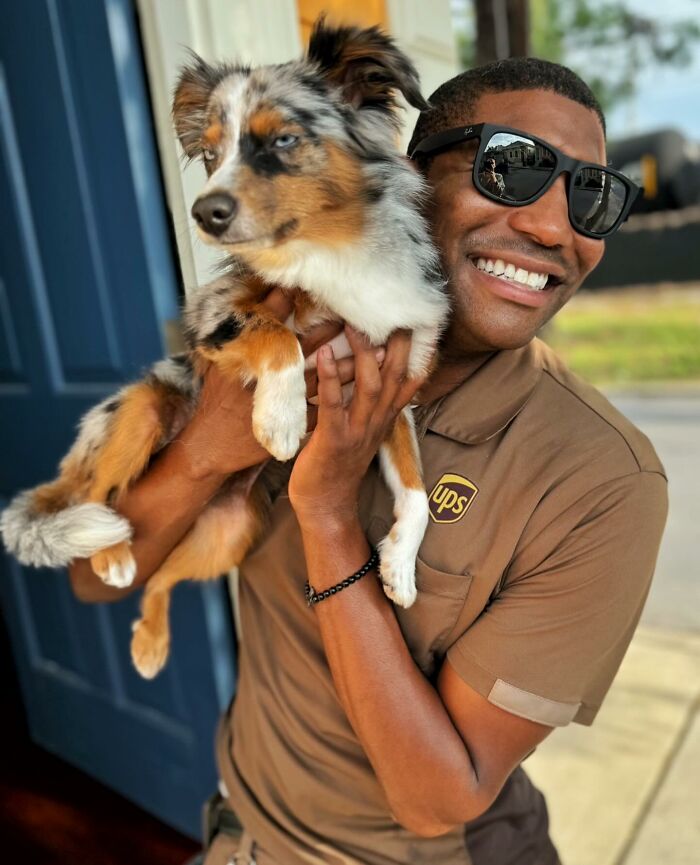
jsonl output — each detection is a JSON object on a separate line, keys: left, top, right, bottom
{"left": 69, "top": 57, "right": 668, "bottom": 865}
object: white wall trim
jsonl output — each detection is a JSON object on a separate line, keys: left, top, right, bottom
{"left": 386, "top": 0, "right": 458, "bottom": 150}
{"left": 134, "top": 0, "right": 301, "bottom": 290}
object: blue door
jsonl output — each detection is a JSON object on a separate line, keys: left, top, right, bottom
{"left": 0, "top": 0, "right": 236, "bottom": 838}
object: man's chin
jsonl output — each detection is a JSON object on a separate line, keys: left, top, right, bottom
{"left": 441, "top": 301, "right": 543, "bottom": 356}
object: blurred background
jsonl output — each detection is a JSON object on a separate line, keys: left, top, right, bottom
{"left": 0, "top": 2, "right": 697, "bottom": 864}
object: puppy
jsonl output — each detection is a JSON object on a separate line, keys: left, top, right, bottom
{"left": 1, "top": 19, "right": 448, "bottom": 678}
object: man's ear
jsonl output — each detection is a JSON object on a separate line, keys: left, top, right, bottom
{"left": 172, "top": 53, "right": 235, "bottom": 160}
{"left": 307, "top": 17, "right": 429, "bottom": 115}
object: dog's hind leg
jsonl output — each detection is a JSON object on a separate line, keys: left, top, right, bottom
{"left": 86, "top": 380, "right": 187, "bottom": 588}
{"left": 130, "top": 471, "right": 267, "bottom": 679}
{"left": 377, "top": 408, "right": 428, "bottom": 608}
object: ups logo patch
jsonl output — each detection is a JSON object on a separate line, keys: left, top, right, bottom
{"left": 428, "top": 473, "right": 478, "bottom": 524}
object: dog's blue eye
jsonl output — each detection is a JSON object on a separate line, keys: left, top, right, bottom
{"left": 272, "top": 134, "right": 298, "bottom": 150}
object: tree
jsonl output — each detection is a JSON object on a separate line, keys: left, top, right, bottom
{"left": 474, "top": 0, "right": 530, "bottom": 64}
{"left": 452, "top": 0, "right": 700, "bottom": 113}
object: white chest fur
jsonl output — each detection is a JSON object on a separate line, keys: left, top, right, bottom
{"left": 261, "top": 241, "right": 444, "bottom": 345}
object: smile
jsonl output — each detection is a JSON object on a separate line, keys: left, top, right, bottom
{"left": 474, "top": 257, "right": 550, "bottom": 291}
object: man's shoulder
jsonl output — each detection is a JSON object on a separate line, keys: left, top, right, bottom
{"left": 525, "top": 338, "right": 666, "bottom": 481}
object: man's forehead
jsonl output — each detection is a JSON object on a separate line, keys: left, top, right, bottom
{"left": 469, "top": 89, "right": 606, "bottom": 164}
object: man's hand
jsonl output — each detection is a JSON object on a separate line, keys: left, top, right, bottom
{"left": 288, "top": 326, "right": 423, "bottom": 527}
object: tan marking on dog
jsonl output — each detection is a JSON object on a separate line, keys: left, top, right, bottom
{"left": 197, "top": 308, "right": 301, "bottom": 377}
{"left": 248, "top": 107, "right": 285, "bottom": 139}
{"left": 31, "top": 453, "right": 92, "bottom": 514}
{"left": 384, "top": 412, "right": 423, "bottom": 490}
{"left": 232, "top": 141, "right": 366, "bottom": 269}
{"left": 203, "top": 121, "right": 224, "bottom": 148}
{"left": 172, "top": 80, "right": 215, "bottom": 152}
{"left": 292, "top": 292, "right": 334, "bottom": 332}
{"left": 86, "top": 382, "right": 184, "bottom": 505}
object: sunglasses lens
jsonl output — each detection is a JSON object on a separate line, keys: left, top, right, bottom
{"left": 571, "top": 168, "right": 628, "bottom": 235}
{"left": 479, "top": 132, "right": 557, "bottom": 201}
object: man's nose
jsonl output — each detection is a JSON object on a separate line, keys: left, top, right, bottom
{"left": 191, "top": 193, "right": 238, "bottom": 236}
{"left": 507, "top": 176, "right": 572, "bottom": 248}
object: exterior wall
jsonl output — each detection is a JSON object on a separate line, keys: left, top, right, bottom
{"left": 386, "top": 0, "right": 459, "bottom": 149}
{"left": 298, "top": 0, "right": 387, "bottom": 43}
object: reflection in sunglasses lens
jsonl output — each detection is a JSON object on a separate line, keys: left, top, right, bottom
{"left": 479, "top": 132, "right": 557, "bottom": 202}
{"left": 571, "top": 168, "right": 627, "bottom": 234}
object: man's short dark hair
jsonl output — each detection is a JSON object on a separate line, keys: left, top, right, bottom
{"left": 408, "top": 57, "right": 606, "bottom": 166}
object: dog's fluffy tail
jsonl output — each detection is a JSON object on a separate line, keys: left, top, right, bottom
{"left": 0, "top": 491, "right": 133, "bottom": 569}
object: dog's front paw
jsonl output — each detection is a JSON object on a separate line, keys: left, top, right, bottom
{"left": 253, "top": 383, "right": 307, "bottom": 461}
{"left": 91, "top": 541, "right": 136, "bottom": 588}
{"left": 377, "top": 534, "right": 417, "bottom": 608}
{"left": 131, "top": 618, "right": 169, "bottom": 679}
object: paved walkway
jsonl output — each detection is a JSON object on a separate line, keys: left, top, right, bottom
{"left": 527, "top": 627, "right": 700, "bottom": 865}
{"left": 525, "top": 392, "right": 700, "bottom": 865}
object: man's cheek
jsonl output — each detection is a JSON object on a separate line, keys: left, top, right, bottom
{"left": 579, "top": 237, "right": 605, "bottom": 278}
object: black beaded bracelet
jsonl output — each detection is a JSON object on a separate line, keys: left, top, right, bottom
{"left": 305, "top": 548, "right": 380, "bottom": 607}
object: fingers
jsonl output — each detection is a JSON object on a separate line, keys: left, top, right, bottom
{"left": 315, "top": 345, "right": 345, "bottom": 435}
{"left": 305, "top": 356, "right": 351, "bottom": 402}
{"left": 378, "top": 329, "right": 416, "bottom": 413}
{"left": 310, "top": 324, "right": 421, "bottom": 445}
{"left": 305, "top": 349, "right": 385, "bottom": 403}
{"left": 344, "top": 326, "right": 384, "bottom": 429}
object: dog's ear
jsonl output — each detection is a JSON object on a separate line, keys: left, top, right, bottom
{"left": 172, "top": 53, "right": 230, "bottom": 160}
{"left": 307, "top": 17, "right": 429, "bottom": 114}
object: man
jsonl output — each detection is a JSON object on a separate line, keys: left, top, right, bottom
{"left": 70, "top": 57, "right": 668, "bottom": 865}
{"left": 478, "top": 157, "right": 506, "bottom": 197}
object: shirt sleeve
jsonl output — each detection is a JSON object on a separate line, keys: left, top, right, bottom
{"left": 446, "top": 470, "right": 668, "bottom": 726}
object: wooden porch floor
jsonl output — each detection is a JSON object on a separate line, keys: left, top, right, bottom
{"left": 0, "top": 618, "right": 200, "bottom": 865}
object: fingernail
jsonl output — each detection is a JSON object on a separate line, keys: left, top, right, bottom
{"left": 375, "top": 348, "right": 386, "bottom": 363}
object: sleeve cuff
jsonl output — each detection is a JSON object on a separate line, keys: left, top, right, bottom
{"left": 446, "top": 642, "right": 594, "bottom": 727}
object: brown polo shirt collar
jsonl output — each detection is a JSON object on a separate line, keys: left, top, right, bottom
{"left": 425, "top": 340, "right": 544, "bottom": 445}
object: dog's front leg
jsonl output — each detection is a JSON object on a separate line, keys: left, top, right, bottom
{"left": 198, "top": 309, "right": 306, "bottom": 462}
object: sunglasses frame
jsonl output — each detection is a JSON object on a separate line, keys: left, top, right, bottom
{"left": 410, "top": 123, "right": 641, "bottom": 239}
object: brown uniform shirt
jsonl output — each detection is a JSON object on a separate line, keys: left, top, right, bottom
{"left": 216, "top": 338, "right": 668, "bottom": 865}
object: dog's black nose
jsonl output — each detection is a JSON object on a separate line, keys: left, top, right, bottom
{"left": 191, "top": 193, "right": 238, "bottom": 236}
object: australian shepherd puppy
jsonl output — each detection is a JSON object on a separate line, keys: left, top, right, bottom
{"left": 1, "top": 20, "right": 448, "bottom": 678}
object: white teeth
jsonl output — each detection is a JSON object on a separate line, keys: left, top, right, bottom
{"left": 474, "top": 257, "right": 550, "bottom": 291}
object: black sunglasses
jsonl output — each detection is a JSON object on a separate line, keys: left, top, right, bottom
{"left": 410, "top": 123, "right": 640, "bottom": 239}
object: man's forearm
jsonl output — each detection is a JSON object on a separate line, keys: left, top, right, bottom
{"left": 298, "top": 514, "right": 484, "bottom": 836}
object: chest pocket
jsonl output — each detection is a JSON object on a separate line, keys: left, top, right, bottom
{"left": 368, "top": 517, "right": 472, "bottom": 677}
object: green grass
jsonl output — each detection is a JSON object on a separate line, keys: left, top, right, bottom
{"left": 543, "top": 292, "right": 700, "bottom": 385}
